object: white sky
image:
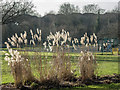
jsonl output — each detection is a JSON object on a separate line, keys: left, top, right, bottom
{"left": 32, "top": 0, "right": 120, "bottom": 16}
{"left": 5, "top": 0, "right": 120, "bottom": 16}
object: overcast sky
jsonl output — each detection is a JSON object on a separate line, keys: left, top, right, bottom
{"left": 4, "top": 0, "right": 120, "bottom": 16}
{"left": 5, "top": 0, "right": 119, "bottom": 16}
{"left": 32, "top": 0, "right": 119, "bottom": 16}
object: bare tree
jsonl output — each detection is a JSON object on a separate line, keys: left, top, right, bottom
{"left": 1, "top": 0, "right": 37, "bottom": 24}
{"left": 111, "top": 6, "right": 119, "bottom": 13}
{"left": 82, "top": 4, "right": 105, "bottom": 14}
{"left": 58, "top": 3, "right": 80, "bottom": 15}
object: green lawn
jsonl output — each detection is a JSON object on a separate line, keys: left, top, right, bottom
{"left": 56, "top": 83, "right": 120, "bottom": 89}
{"left": 1, "top": 51, "right": 120, "bottom": 89}
{"left": 1, "top": 57, "right": 14, "bottom": 84}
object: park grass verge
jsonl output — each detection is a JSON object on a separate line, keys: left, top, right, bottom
{"left": 1, "top": 51, "right": 119, "bottom": 84}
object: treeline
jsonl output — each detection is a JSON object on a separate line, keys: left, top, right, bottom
{"left": 2, "top": 13, "right": 118, "bottom": 46}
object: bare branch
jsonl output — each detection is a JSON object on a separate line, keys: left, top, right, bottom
{"left": 2, "top": 0, "right": 36, "bottom": 24}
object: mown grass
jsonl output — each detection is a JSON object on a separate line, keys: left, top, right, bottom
{"left": 75, "top": 83, "right": 120, "bottom": 89}
{"left": 1, "top": 50, "right": 120, "bottom": 89}
{"left": 0, "top": 57, "right": 14, "bottom": 84}
{"left": 46, "top": 83, "right": 120, "bottom": 89}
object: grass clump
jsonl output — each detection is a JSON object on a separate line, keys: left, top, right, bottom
{"left": 78, "top": 51, "right": 96, "bottom": 82}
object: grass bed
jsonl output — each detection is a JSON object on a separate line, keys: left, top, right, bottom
{"left": 1, "top": 51, "right": 120, "bottom": 89}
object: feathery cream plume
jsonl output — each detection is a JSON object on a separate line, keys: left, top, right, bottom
{"left": 11, "top": 41, "right": 16, "bottom": 46}
{"left": 20, "top": 33, "right": 24, "bottom": 39}
{"left": 15, "top": 33, "right": 18, "bottom": 38}
{"left": 87, "top": 37, "right": 89, "bottom": 43}
{"left": 23, "top": 31, "right": 27, "bottom": 39}
{"left": 37, "top": 28, "right": 39, "bottom": 34}
{"left": 8, "top": 38, "right": 11, "bottom": 43}
{"left": 67, "top": 31, "right": 69, "bottom": 36}
{"left": 90, "top": 35, "right": 93, "bottom": 43}
{"left": 30, "top": 29, "right": 33, "bottom": 36}
{"left": 40, "top": 30, "right": 41, "bottom": 35}
{"left": 43, "top": 42, "right": 47, "bottom": 49}
{"left": 30, "top": 40, "right": 35, "bottom": 45}
{"left": 24, "top": 39, "right": 27, "bottom": 45}
{"left": 5, "top": 42, "right": 10, "bottom": 49}
{"left": 11, "top": 35, "right": 17, "bottom": 43}
{"left": 18, "top": 37, "right": 23, "bottom": 43}
{"left": 68, "top": 37, "right": 71, "bottom": 42}
{"left": 34, "top": 34, "right": 38, "bottom": 40}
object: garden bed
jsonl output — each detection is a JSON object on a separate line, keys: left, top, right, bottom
{"left": 1, "top": 74, "right": 120, "bottom": 89}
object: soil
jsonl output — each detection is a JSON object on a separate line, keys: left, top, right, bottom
{"left": 1, "top": 73, "right": 120, "bottom": 90}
